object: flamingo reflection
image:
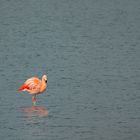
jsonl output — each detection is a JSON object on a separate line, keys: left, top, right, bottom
{"left": 22, "top": 106, "right": 48, "bottom": 117}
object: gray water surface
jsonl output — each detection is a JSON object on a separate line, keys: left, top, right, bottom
{"left": 0, "top": 0, "right": 140, "bottom": 140}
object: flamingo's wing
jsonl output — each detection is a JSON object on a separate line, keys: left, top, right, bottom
{"left": 18, "top": 77, "right": 41, "bottom": 91}
{"left": 18, "top": 84, "right": 30, "bottom": 91}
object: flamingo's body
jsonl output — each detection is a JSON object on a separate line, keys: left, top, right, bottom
{"left": 18, "top": 75, "right": 47, "bottom": 105}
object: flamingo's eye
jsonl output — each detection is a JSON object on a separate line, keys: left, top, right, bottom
{"left": 45, "top": 80, "right": 47, "bottom": 83}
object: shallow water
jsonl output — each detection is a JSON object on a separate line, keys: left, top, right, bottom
{"left": 0, "top": 0, "right": 140, "bottom": 140}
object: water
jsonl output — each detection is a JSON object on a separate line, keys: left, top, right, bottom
{"left": 0, "top": 0, "right": 140, "bottom": 139}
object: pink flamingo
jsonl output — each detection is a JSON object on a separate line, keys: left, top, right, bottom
{"left": 18, "top": 75, "right": 47, "bottom": 105}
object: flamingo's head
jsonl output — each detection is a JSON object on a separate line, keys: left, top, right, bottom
{"left": 42, "top": 75, "right": 48, "bottom": 83}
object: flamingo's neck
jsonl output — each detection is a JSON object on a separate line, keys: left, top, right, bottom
{"left": 40, "top": 79, "right": 47, "bottom": 93}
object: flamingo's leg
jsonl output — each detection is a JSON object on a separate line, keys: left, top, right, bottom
{"left": 32, "top": 95, "right": 37, "bottom": 106}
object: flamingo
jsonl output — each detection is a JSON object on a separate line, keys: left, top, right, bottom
{"left": 18, "top": 75, "right": 47, "bottom": 106}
